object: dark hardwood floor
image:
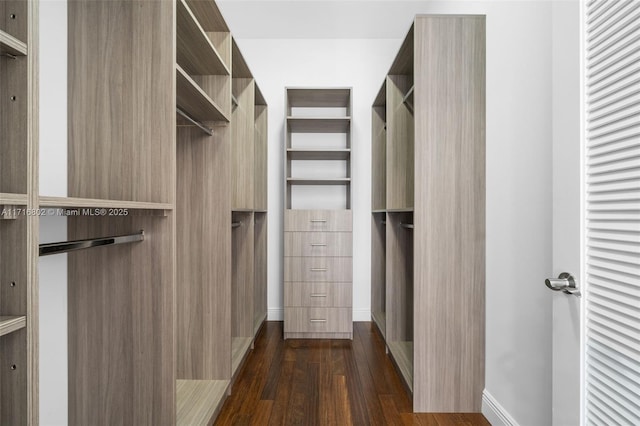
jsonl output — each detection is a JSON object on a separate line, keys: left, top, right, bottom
{"left": 215, "top": 322, "right": 491, "bottom": 426}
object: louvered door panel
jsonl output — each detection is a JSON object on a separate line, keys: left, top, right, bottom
{"left": 585, "top": 1, "right": 640, "bottom": 424}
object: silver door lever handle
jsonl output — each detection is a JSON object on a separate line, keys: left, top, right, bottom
{"left": 545, "top": 272, "right": 581, "bottom": 297}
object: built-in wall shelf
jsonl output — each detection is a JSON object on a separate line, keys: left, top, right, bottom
{"left": 387, "top": 208, "right": 414, "bottom": 213}
{"left": 286, "top": 178, "right": 351, "bottom": 186}
{"left": 39, "top": 196, "right": 173, "bottom": 211}
{"left": 0, "top": 192, "right": 28, "bottom": 205}
{"left": 176, "top": 0, "right": 229, "bottom": 76}
{"left": 0, "top": 30, "right": 27, "bottom": 56}
{"left": 287, "top": 148, "right": 350, "bottom": 161}
{"left": 287, "top": 117, "right": 351, "bottom": 133}
{"left": 176, "top": 65, "right": 229, "bottom": 123}
{"left": 231, "top": 337, "right": 253, "bottom": 376}
{"left": 0, "top": 316, "right": 26, "bottom": 337}
{"left": 176, "top": 380, "right": 229, "bottom": 426}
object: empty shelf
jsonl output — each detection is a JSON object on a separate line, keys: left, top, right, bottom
{"left": 176, "top": 379, "right": 229, "bottom": 426}
{"left": 0, "top": 30, "right": 27, "bottom": 56}
{"left": 287, "top": 88, "right": 351, "bottom": 108}
{"left": 388, "top": 341, "right": 413, "bottom": 392}
{"left": 0, "top": 316, "right": 26, "bottom": 337}
{"left": 184, "top": 0, "right": 229, "bottom": 32}
{"left": 176, "top": 64, "right": 229, "bottom": 123}
{"left": 286, "top": 178, "right": 351, "bottom": 186}
{"left": 0, "top": 192, "right": 28, "bottom": 205}
{"left": 177, "top": 0, "right": 229, "bottom": 76}
{"left": 232, "top": 38, "right": 253, "bottom": 78}
{"left": 231, "top": 336, "right": 253, "bottom": 376}
{"left": 39, "top": 196, "right": 173, "bottom": 211}
{"left": 387, "top": 207, "right": 414, "bottom": 213}
{"left": 287, "top": 149, "right": 350, "bottom": 161}
{"left": 287, "top": 117, "right": 351, "bottom": 133}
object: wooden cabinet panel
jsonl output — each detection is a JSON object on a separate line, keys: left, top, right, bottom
{"left": 284, "top": 282, "right": 352, "bottom": 308}
{"left": 284, "top": 232, "right": 352, "bottom": 257}
{"left": 284, "top": 209, "right": 352, "bottom": 232}
{"left": 284, "top": 257, "right": 352, "bottom": 283}
{"left": 284, "top": 307, "right": 352, "bottom": 333}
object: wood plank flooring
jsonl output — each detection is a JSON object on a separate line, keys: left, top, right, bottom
{"left": 215, "top": 322, "right": 490, "bottom": 425}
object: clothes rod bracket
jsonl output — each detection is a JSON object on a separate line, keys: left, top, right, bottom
{"left": 39, "top": 231, "right": 144, "bottom": 257}
{"left": 176, "top": 108, "right": 213, "bottom": 136}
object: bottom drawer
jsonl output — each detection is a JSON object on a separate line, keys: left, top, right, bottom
{"left": 284, "top": 307, "right": 352, "bottom": 333}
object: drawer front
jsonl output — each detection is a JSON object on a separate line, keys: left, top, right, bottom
{"left": 284, "top": 232, "right": 352, "bottom": 257}
{"left": 285, "top": 282, "right": 352, "bottom": 307}
{"left": 285, "top": 307, "right": 352, "bottom": 333}
{"left": 285, "top": 210, "right": 352, "bottom": 232}
{"left": 284, "top": 257, "right": 352, "bottom": 282}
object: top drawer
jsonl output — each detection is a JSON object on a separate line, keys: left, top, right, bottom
{"left": 285, "top": 210, "right": 352, "bottom": 232}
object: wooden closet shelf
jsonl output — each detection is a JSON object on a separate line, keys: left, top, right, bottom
{"left": 176, "top": 64, "right": 229, "bottom": 123}
{"left": 388, "top": 341, "right": 413, "bottom": 393}
{"left": 287, "top": 88, "right": 351, "bottom": 108}
{"left": 0, "top": 30, "right": 27, "bottom": 56}
{"left": 0, "top": 316, "right": 26, "bottom": 337}
{"left": 231, "top": 337, "right": 253, "bottom": 376}
{"left": 286, "top": 178, "right": 351, "bottom": 186}
{"left": 287, "top": 117, "right": 351, "bottom": 133}
{"left": 184, "top": 0, "right": 229, "bottom": 32}
{"left": 372, "top": 209, "right": 386, "bottom": 214}
{"left": 387, "top": 207, "right": 414, "bottom": 213}
{"left": 287, "top": 149, "right": 350, "bottom": 161}
{"left": 176, "top": 379, "right": 229, "bottom": 426}
{"left": 232, "top": 38, "right": 254, "bottom": 78}
{"left": 373, "top": 81, "right": 386, "bottom": 107}
{"left": 255, "top": 84, "right": 267, "bottom": 106}
{"left": 177, "top": 0, "right": 230, "bottom": 76}
{"left": 0, "top": 192, "right": 28, "bottom": 205}
{"left": 39, "top": 196, "right": 173, "bottom": 211}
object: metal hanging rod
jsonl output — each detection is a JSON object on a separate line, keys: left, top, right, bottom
{"left": 39, "top": 231, "right": 144, "bottom": 257}
{"left": 176, "top": 108, "right": 213, "bottom": 136}
{"left": 400, "top": 223, "right": 414, "bottom": 229}
{"left": 232, "top": 221, "right": 242, "bottom": 228}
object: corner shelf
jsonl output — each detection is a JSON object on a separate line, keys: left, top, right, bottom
{"left": 286, "top": 178, "right": 351, "bottom": 186}
{"left": 0, "top": 30, "right": 27, "bottom": 56}
{"left": 0, "top": 316, "right": 26, "bottom": 337}
{"left": 176, "top": 379, "right": 229, "bottom": 426}
{"left": 39, "top": 196, "right": 173, "bottom": 211}
{"left": 176, "top": 64, "right": 229, "bottom": 123}
{"left": 176, "top": 0, "right": 229, "bottom": 76}
{"left": 287, "top": 148, "right": 350, "bottom": 161}
{"left": 287, "top": 117, "right": 351, "bottom": 133}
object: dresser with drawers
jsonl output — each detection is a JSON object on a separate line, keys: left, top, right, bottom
{"left": 283, "top": 87, "right": 353, "bottom": 339}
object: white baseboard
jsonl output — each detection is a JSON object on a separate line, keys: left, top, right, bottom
{"left": 482, "top": 390, "right": 519, "bottom": 426}
{"left": 267, "top": 308, "right": 371, "bottom": 322}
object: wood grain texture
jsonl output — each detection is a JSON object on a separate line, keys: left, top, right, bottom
{"left": 386, "top": 75, "right": 414, "bottom": 210}
{"left": 371, "top": 213, "right": 386, "bottom": 337}
{"left": 39, "top": 196, "right": 173, "bottom": 210}
{"left": 284, "top": 231, "right": 352, "bottom": 257}
{"left": 284, "top": 282, "right": 352, "bottom": 308}
{"left": 284, "top": 210, "right": 352, "bottom": 232}
{"left": 371, "top": 107, "right": 386, "bottom": 210}
{"left": 388, "top": 341, "right": 413, "bottom": 393}
{"left": 284, "top": 257, "right": 352, "bottom": 283}
{"left": 0, "top": 316, "right": 26, "bottom": 337}
{"left": 287, "top": 117, "right": 351, "bottom": 133}
{"left": 0, "top": 192, "right": 27, "bottom": 205}
{"left": 0, "top": 29, "right": 26, "bottom": 55}
{"left": 232, "top": 211, "right": 254, "bottom": 340}
{"left": 176, "top": 64, "right": 229, "bottom": 123}
{"left": 68, "top": 0, "right": 175, "bottom": 203}
{"left": 232, "top": 337, "right": 253, "bottom": 377}
{"left": 253, "top": 212, "right": 267, "bottom": 335}
{"left": 0, "top": 1, "right": 28, "bottom": 42}
{"left": 287, "top": 148, "right": 350, "bottom": 161}
{"left": 176, "top": 379, "right": 229, "bottom": 426}
{"left": 284, "top": 308, "right": 352, "bottom": 334}
{"left": 0, "top": 41, "right": 27, "bottom": 194}
{"left": 0, "top": 329, "right": 27, "bottom": 424}
{"left": 413, "top": 15, "right": 486, "bottom": 412}
{"left": 231, "top": 38, "right": 253, "bottom": 78}
{"left": 231, "top": 78, "right": 255, "bottom": 210}
{"left": 176, "top": 0, "right": 229, "bottom": 76}
{"left": 176, "top": 125, "right": 231, "bottom": 381}
{"left": 254, "top": 105, "right": 268, "bottom": 210}
{"left": 191, "top": 32, "right": 232, "bottom": 119}
{"left": 68, "top": 215, "right": 175, "bottom": 425}
{"left": 286, "top": 88, "right": 351, "bottom": 109}
{"left": 216, "top": 322, "right": 491, "bottom": 425}
{"left": 185, "top": 0, "right": 229, "bottom": 32}
{"left": 388, "top": 24, "right": 414, "bottom": 75}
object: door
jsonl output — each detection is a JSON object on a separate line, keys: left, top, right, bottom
{"left": 551, "top": 1, "right": 640, "bottom": 425}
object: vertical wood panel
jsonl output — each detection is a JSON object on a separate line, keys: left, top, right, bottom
{"left": 413, "top": 15, "right": 486, "bottom": 412}
{"left": 371, "top": 213, "right": 386, "bottom": 336}
{"left": 371, "top": 107, "right": 386, "bottom": 211}
{"left": 254, "top": 105, "right": 268, "bottom": 210}
{"left": 232, "top": 211, "right": 254, "bottom": 339}
{"left": 254, "top": 212, "right": 268, "bottom": 334}
{"left": 68, "top": 216, "right": 175, "bottom": 425}
{"left": 68, "top": 0, "right": 175, "bottom": 203}
{"left": 176, "top": 125, "right": 231, "bottom": 380}
{"left": 231, "top": 78, "right": 255, "bottom": 210}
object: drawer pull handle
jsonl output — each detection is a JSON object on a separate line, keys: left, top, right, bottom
{"left": 310, "top": 294, "right": 327, "bottom": 297}
{"left": 310, "top": 319, "right": 327, "bottom": 323}
{"left": 311, "top": 268, "right": 327, "bottom": 272}
{"left": 310, "top": 243, "right": 327, "bottom": 247}
{"left": 310, "top": 219, "right": 327, "bottom": 223}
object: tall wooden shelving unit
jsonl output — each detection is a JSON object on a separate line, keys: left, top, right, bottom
{"left": 0, "top": 0, "right": 270, "bottom": 425}
{"left": 371, "top": 16, "right": 486, "bottom": 412}
{"left": 0, "top": 0, "right": 38, "bottom": 424}
{"left": 284, "top": 88, "right": 353, "bottom": 340}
